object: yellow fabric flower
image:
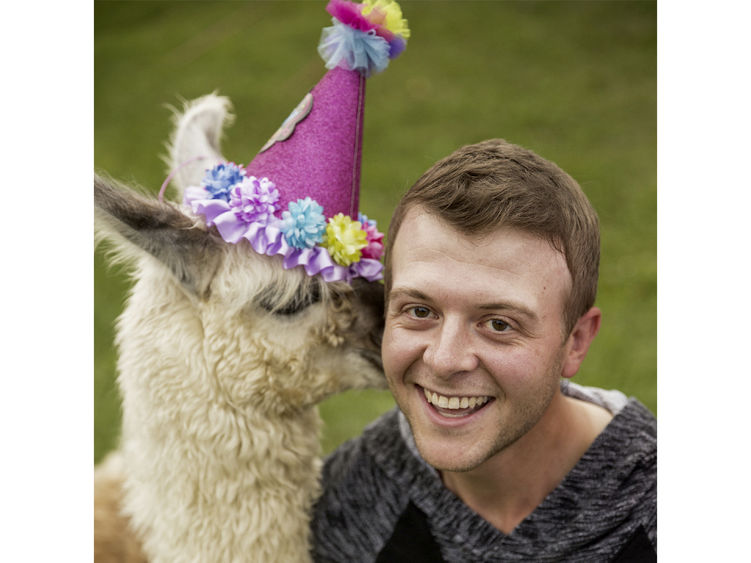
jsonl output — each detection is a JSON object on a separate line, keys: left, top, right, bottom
{"left": 324, "top": 214, "right": 368, "bottom": 266}
{"left": 363, "top": 0, "right": 411, "bottom": 39}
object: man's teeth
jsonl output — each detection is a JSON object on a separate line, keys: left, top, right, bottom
{"left": 423, "top": 388, "right": 490, "bottom": 410}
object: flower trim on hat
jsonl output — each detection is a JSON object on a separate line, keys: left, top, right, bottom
{"left": 358, "top": 212, "right": 385, "bottom": 260}
{"left": 229, "top": 176, "right": 280, "bottom": 224}
{"left": 319, "top": 0, "right": 409, "bottom": 76}
{"left": 184, "top": 163, "right": 384, "bottom": 283}
{"left": 202, "top": 162, "right": 245, "bottom": 201}
{"left": 324, "top": 213, "right": 369, "bottom": 266}
{"left": 280, "top": 197, "right": 327, "bottom": 249}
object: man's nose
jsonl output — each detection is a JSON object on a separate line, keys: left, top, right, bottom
{"left": 422, "top": 316, "right": 479, "bottom": 377}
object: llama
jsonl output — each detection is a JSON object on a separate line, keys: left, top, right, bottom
{"left": 94, "top": 94, "right": 386, "bottom": 562}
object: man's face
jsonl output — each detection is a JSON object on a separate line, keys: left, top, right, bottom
{"left": 383, "top": 207, "right": 574, "bottom": 472}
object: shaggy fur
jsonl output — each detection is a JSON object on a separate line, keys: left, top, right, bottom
{"left": 94, "top": 94, "right": 386, "bottom": 562}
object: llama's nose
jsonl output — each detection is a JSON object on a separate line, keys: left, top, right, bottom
{"left": 351, "top": 278, "right": 385, "bottom": 348}
{"left": 370, "top": 322, "right": 383, "bottom": 350}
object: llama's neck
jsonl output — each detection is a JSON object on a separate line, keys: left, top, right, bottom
{"left": 116, "top": 272, "right": 323, "bottom": 562}
{"left": 121, "top": 401, "right": 322, "bottom": 563}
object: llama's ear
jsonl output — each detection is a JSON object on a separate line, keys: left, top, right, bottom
{"left": 165, "top": 93, "right": 233, "bottom": 200}
{"left": 94, "top": 174, "right": 222, "bottom": 297}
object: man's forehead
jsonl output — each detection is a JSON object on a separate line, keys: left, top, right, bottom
{"left": 390, "top": 206, "right": 572, "bottom": 312}
{"left": 395, "top": 207, "right": 568, "bottom": 272}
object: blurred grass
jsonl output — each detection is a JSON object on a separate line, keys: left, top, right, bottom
{"left": 95, "top": 0, "right": 656, "bottom": 463}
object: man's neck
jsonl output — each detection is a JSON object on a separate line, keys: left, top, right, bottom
{"left": 440, "top": 390, "right": 613, "bottom": 534}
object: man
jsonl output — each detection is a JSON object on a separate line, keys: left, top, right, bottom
{"left": 312, "top": 139, "right": 656, "bottom": 562}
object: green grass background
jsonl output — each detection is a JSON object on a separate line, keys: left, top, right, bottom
{"left": 94, "top": 0, "right": 656, "bottom": 464}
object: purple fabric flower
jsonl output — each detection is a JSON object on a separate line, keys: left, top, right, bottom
{"left": 229, "top": 176, "right": 280, "bottom": 223}
{"left": 202, "top": 163, "right": 245, "bottom": 201}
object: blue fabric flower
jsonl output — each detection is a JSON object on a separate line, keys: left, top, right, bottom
{"left": 280, "top": 197, "right": 327, "bottom": 249}
{"left": 202, "top": 163, "right": 245, "bottom": 201}
{"left": 358, "top": 212, "right": 377, "bottom": 228}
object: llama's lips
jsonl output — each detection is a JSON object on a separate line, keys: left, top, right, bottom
{"left": 418, "top": 385, "right": 493, "bottom": 418}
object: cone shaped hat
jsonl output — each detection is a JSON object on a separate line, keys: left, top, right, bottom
{"left": 184, "top": 0, "right": 409, "bottom": 282}
{"left": 246, "top": 66, "right": 366, "bottom": 219}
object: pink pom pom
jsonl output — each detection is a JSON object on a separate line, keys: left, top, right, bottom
{"left": 326, "top": 0, "right": 376, "bottom": 33}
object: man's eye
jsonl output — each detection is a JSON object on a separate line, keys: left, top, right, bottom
{"left": 488, "top": 319, "right": 511, "bottom": 332}
{"left": 409, "top": 306, "right": 432, "bottom": 319}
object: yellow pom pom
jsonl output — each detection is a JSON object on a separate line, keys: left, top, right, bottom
{"left": 324, "top": 214, "right": 368, "bottom": 266}
{"left": 363, "top": 0, "right": 410, "bottom": 39}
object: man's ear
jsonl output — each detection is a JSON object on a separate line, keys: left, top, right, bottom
{"left": 94, "top": 173, "right": 223, "bottom": 298}
{"left": 561, "top": 307, "right": 601, "bottom": 379}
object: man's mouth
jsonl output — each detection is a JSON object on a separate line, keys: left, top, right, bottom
{"left": 420, "top": 385, "right": 494, "bottom": 418}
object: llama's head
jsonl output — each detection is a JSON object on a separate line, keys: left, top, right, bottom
{"left": 95, "top": 95, "right": 386, "bottom": 419}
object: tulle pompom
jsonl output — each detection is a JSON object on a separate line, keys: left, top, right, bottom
{"left": 319, "top": 0, "right": 409, "bottom": 76}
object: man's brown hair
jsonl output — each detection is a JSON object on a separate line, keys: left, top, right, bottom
{"left": 384, "top": 139, "right": 600, "bottom": 336}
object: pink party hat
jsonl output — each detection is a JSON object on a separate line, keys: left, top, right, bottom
{"left": 246, "top": 66, "right": 366, "bottom": 219}
{"left": 184, "top": 0, "right": 409, "bottom": 283}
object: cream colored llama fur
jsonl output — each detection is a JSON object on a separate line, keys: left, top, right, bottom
{"left": 94, "top": 94, "right": 385, "bottom": 562}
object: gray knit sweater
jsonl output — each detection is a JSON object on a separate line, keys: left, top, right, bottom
{"left": 311, "top": 382, "right": 656, "bottom": 562}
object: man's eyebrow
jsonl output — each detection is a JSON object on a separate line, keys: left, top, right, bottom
{"left": 388, "top": 287, "right": 430, "bottom": 302}
{"left": 477, "top": 301, "right": 538, "bottom": 321}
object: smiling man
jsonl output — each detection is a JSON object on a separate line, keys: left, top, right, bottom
{"left": 312, "top": 139, "right": 656, "bottom": 562}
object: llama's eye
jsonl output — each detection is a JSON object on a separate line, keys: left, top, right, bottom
{"left": 274, "top": 299, "right": 307, "bottom": 316}
{"left": 257, "top": 284, "right": 322, "bottom": 316}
